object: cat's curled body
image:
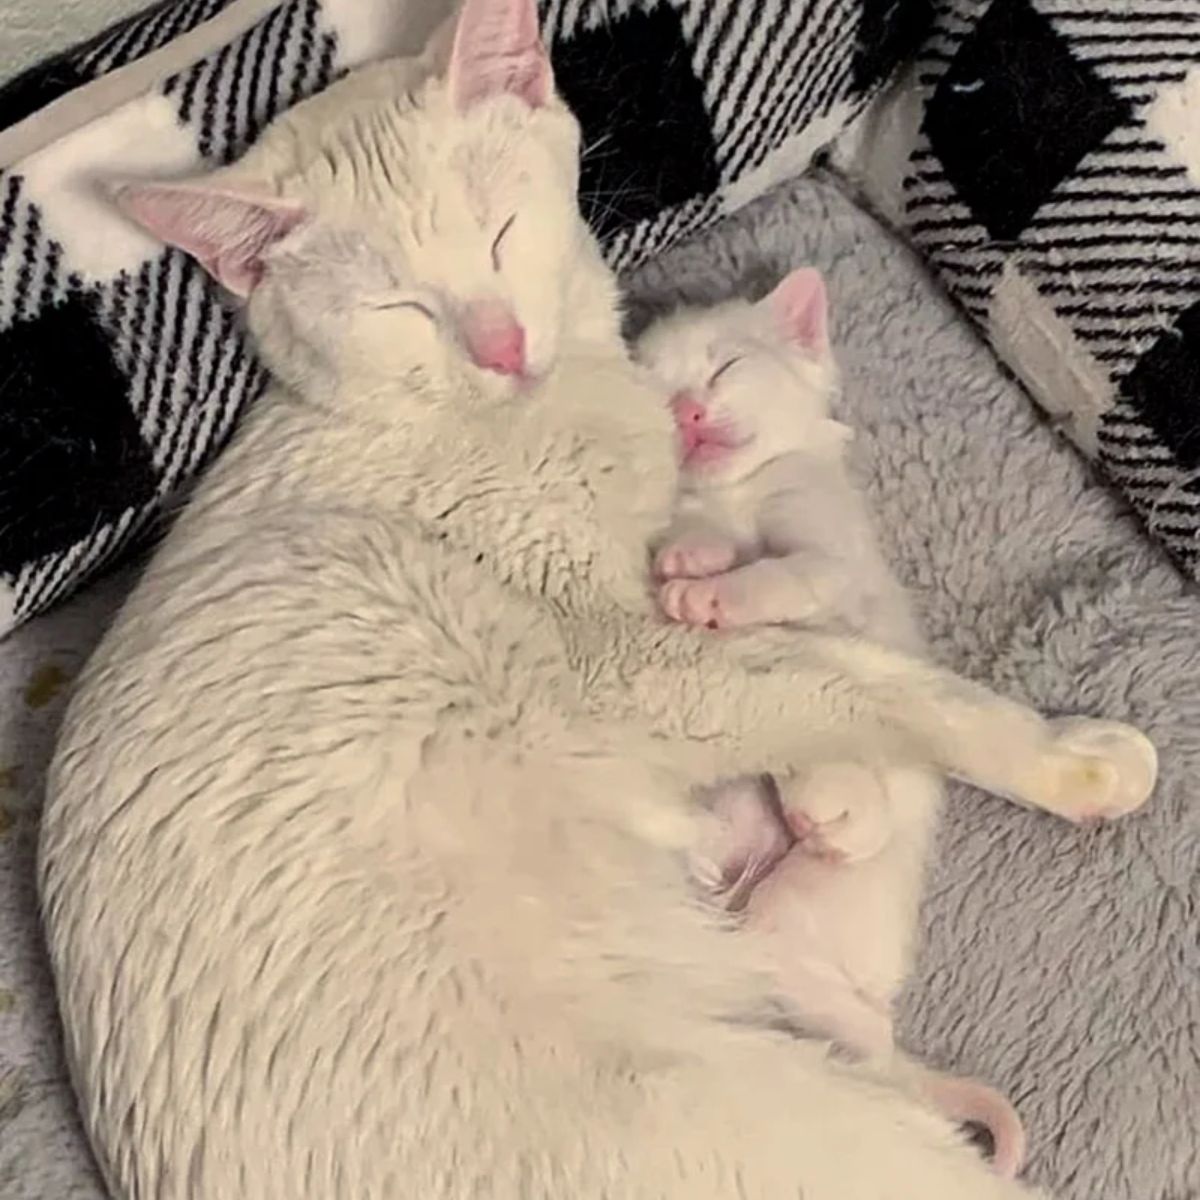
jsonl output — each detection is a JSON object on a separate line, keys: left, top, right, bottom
{"left": 40, "top": 2, "right": 1154, "bottom": 1196}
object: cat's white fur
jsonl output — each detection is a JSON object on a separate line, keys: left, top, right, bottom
{"left": 636, "top": 273, "right": 1023, "bottom": 1174}
{"left": 39, "top": 1, "right": 1156, "bottom": 1196}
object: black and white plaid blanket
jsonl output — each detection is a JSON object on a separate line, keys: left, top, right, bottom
{"left": 847, "top": 0, "right": 1200, "bottom": 577}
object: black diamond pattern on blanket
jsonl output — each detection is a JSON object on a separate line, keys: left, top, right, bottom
{"left": 853, "top": 0, "right": 933, "bottom": 95}
{"left": 549, "top": 5, "right": 720, "bottom": 245}
{"left": 867, "top": 0, "right": 1200, "bottom": 578}
{"left": 0, "top": 293, "right": 157, "bottom": 574}
{"left": 0, "top": 56, "right": 93, "bottom": 132}
{"left": 1118, "top": 300, "right": 1200, "bottom": 473}
{"left": 923, "top": 0, "right": 1131, "bottom": 242}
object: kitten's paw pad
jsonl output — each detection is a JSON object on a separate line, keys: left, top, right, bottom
{"left": 654, "top": 538, "right": 737, "bottom": 581}
{"left": 779, "top": 764, "right": 891, "bottom": 864}
{"left": 1036, "top": 718, "right": 1158, "bottom": 823}
{"left": 659, "top": 577, "right": 743, "bottom": 628}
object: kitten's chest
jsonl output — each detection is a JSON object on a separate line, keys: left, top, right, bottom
{"left": 678, "top": 484, "right": 763, "bottom": 556}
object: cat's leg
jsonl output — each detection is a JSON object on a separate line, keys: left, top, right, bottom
{"left": 659, "top": 554, "right": 837, "bottom": 629}
{"left": 652, "top": 519, "right": 739, "bottom": 581}
{"left": 784, "top": 634, "right": 1159, "bottom": 823}
{"left": 775, "top": 764, "right": 894, "bottom": 864}
{"left": 634, "top": 626, "right": 1157, "bottom": 824}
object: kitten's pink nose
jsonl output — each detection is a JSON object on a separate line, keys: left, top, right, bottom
{"left": 462, "top": 301, "right": 527, "bottom": 377}
{"left": 671, "top": 392, "right": 707, "bottom": 428}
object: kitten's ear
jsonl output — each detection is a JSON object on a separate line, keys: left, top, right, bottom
{"left": 448, "top": 0, "right": 553, "bottom": 111}
{"left": 764, "top": 267, "right": 828, "bottom": 354}
{"left": 113, "top": 180, "right": 307, "bottom": 298}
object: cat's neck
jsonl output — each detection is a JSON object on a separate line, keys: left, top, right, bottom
{"left": 196, "top": 337, "right": 672, "bottom": 618}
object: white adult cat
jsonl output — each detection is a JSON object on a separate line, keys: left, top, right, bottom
{"left": 40, "top": 1, "right": 1156, "bottom": 1197}
{"left": 637, "top": 267, "right": 1023, "bottom": 1174}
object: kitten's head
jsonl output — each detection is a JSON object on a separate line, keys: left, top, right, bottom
{"left": 635, "top": 268, "right": 847, "bottom": 483}
{"left": 111, "top": 0, "right": 586, "bottom": 405}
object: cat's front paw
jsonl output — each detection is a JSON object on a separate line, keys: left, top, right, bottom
{"left": 654, "top": 537, "right": 737, "bottom": 581}
{"left": 777, "top": 763, "right": 892, "bottom": 864}
{"left": 1029, "top": 718, "right": 1158, "bottom": 823}
{"left": 660, "top": 575, "right": 746, "bottom": 629}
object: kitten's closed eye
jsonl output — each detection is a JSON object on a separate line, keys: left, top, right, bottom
{"left": 491, "top": 214, "right": 517, "bottom": 271}
{"left": 708, "top": 357, "right": 743, "bottom": 387}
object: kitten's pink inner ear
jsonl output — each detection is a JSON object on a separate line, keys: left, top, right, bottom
{"left": 765, "top": 267, "right": 828, "bottom": 352}
{"left": 114, "top": 182, "right": 306, "bottom": 298}
{"left": 448, "top": 0, "right": 552, "bottom": 111}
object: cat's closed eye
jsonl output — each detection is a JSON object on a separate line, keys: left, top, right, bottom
{"left": 371, "top": 299, "right": 437, "bottom": 322}
{"left": 491, "top": 214, "right": 517, "bottom": 271}
{"left": 708, "top": 357, "right": 743, "bottom": 387}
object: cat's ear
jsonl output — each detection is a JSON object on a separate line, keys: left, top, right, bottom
{"left": 113, "top": 180, "right": 307, "bottom": 298}
{"left": 764, "top": 267, "right": 828, "bottom": 354}
{"left": 448, "top": 0, "right": 553, "bottom": 111}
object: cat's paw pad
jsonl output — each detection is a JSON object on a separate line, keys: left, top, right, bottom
{"left": 654, "top": 538, "right": 737, "bottom": 581}
{"left": 659, "top": 576, "right": 743, "bottom": 629}
{"left": 1034, "top": 718, "right": 1158, "bottom": 823}
{"left": 778, "top": 763, "right": 891, "bottom": 864}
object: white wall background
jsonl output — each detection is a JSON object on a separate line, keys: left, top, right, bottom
{"left": 1, "top": 0, "right": 153, "bottom": 81}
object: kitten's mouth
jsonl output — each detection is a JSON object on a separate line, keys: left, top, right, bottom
{"left": 670, "top": 391, "right": 746, "bottom": 468}
{"left": 678, "top": 421, "right": 745, "bottom": 468}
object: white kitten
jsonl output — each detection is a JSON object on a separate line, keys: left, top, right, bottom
{"left": 39, "top": 1, "right": 1154, "bottom": 1196}
{"left": 636, "top": 268, "right": 1023, "bottom": 1174}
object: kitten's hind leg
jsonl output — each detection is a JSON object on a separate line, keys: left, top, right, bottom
{"left": 776, "top": 765, "right": 892, "bottom": 864}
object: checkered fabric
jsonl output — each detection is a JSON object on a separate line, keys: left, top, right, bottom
{"left": 847, "top": 0, "right": 1200, "bottom": 576}
{"left": 0, "top": 0, "right": 928, "bottom": 635}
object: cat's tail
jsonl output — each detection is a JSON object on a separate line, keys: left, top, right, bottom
{"left": 913, "top": 1068, "right": 1027, "bottom": 1179}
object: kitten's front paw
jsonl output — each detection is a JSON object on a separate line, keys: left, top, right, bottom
{"left": 655, "top": 537, "right": 737, "bottom": 581}
{"left": 777, "top": 763, "right": 892, "bottom": 864}
{"left": 1029, "top": 718, "right": 1158, "bottom": 823}
{"left": 660, "top": 576, "right": 745, "bottom": 629}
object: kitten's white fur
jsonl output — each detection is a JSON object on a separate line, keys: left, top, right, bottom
{"left": 39, "top": 2, "right": 1154, "bottom": 1196}
{"left": 637, "top": 274, "right": 1024, "bottom": 1174}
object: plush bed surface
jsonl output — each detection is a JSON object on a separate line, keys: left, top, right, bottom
{"left": 2, "top": 173, "right": 1198, "bottom": 1199}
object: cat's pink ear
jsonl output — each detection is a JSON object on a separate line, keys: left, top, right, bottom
{"left": 113, "top": 181, "right": 307, "bottom": 298}
{"left": 448, "top": 0, "right": 552, "bottom": 111}
{"left": 764, "top": 267, "right": 828, "bottom": 353}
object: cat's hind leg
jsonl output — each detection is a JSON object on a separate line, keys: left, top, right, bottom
{"left": 772, "top": 632, "right": 1155, "bottom": 823}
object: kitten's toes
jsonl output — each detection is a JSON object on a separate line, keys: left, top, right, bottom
{"left": 654, "top": 539, "right": 736, "bottom": 580}
{"left": 1033, "top": 718, "right": 1158, "bottom": 823}
{"left": 779, "top": 763, "right": 891, "bottom": 864}
{"left": 659, "top": 578, "right": 738, "bottom": 628}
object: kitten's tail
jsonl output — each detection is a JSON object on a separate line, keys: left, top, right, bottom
{"left": 914, "top": 1068, "right": 1027, "bottom": 1179}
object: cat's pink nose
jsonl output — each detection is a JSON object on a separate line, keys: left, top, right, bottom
{"left": 671, "top": 392, "right": 707, "bottom": 428}
{"left": 462, "top": 301, "right": 527, "bottom": 377}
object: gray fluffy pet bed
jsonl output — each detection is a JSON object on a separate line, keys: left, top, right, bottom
{"left": 2, "top": 173, "right": 1198, "bottom": 1199}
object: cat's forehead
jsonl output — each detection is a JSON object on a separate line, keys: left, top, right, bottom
{"left": 293, "top": 97, "right": 541, "bottom": 236}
